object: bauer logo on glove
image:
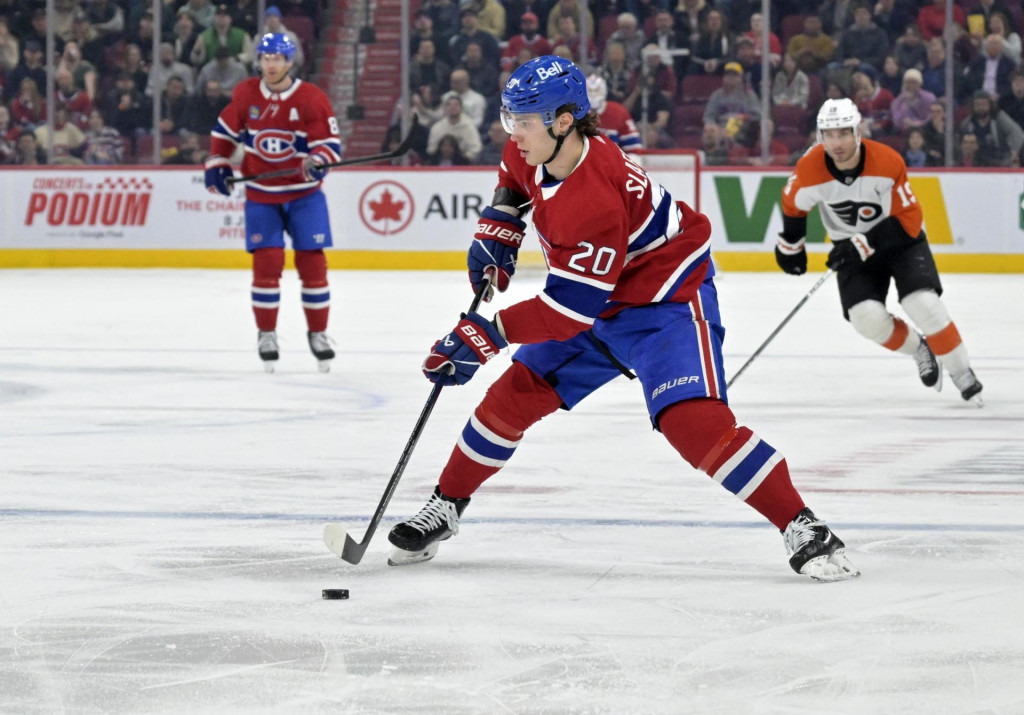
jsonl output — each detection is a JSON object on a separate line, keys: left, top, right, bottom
{"left": 474, "top": 221, "right": 525, "bottom": 246}
{"left": 468, "top": 207, "right": 528, "bottom": 299}
{"left": 423, "top": 312, "right": 508, "bottom": 386}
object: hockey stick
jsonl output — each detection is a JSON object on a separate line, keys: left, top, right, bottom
{"left": 726, "top": 269, "right": 834, "bottom": 389}
{"left": 225, "top": 116, "right": 420, "bottom": 186}
{"left": 323, "top": 277, "right": 492, "bottom": 565}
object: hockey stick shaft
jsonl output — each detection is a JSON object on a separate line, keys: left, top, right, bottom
{"left": 225, "top": 116, "right": 419, "bottom": 186}
{"left": 726, "top": 269, "right": 834, "bottom": 389}
{"left": 326, "top": 278, "right": 492, "bottom": 565}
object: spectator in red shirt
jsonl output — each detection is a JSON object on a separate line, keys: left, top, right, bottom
{"left": 918, "top": 0, "right": 965, "bottom": 41}
{"left": 11, "top": 77, "right": 47, "bottom": 130}
{"left": 55, "top": 67, "right": 93, "bottom": 131}
{"left": 852, "top": 65, "right": 894, "bottom": 135}
{"left": 501, "top": 12, "right": 552, "bottom": 71}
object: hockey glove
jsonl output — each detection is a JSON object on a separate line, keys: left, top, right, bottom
{"left": 774, "top": 235, "right": 807, "bottom": 275}
{"left": 302, "top": 154, "right": 329, "bottom": 182}
{"left": 826, "top": 234, "right": 876, "bottom": 270}
{"left": 423, "top": 312, "right": 508, "bottom": 386}
{"left": 204, "top": 157, "right": 234, "bottom": 196}
{"left": 468, "top": 206, "right": 527, "bottom": 301}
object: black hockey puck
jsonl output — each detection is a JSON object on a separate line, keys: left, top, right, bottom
{"left": 322, "top": 588, "right": 349, "bottom": 600}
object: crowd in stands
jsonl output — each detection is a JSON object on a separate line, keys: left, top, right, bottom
{"left": 0, "top": 0, "right": 316, "bottom": 165}
{"left": 4, "top": 0, "right": 1023, "bottom": 167}
{"left": 389, "top": 0, "right": 1024, "bottom": 167}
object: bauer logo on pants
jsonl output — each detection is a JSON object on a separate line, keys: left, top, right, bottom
{"left": 358, "top": 180, "right": 415, "bottom": 236}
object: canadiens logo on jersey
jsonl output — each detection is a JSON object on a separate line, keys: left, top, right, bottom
{"left": 253, "top": 129, "right": 298, "bottom": 162}
{"left": 829, "top": 200, "right": 883, "bottom": 226}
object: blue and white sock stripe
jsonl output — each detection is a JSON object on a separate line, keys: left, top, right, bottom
{"left": 709, "top": 434, "right": 781, "bottom": 500}
{"left": 301, "top": 286, "right": 330, "bottom": 310}
{"left": 252, "top": 286, "right": 280, "bottom": 309}
{"left": 456, "top": 414, "right": 521, "bottom": 468}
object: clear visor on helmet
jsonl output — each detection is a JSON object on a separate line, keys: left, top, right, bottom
{"left": 499, "top": 109, "right": 549, "bottom": 135}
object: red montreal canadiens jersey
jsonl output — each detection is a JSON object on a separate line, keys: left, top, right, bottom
{"left": 597, "top": 101, "right": 641, "bottom": 153}
{"left": 495, "top": 134, "right": 712, "bottom": 345}
{"left": 209, "top": 77, "right": 342, "bottom": 204}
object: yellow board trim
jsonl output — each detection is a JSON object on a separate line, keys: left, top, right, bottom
{"left": 909, "top": 176, "right": 954, "bottom": 245}
{"left": 2, "top": 249, "right": 1023, "bottom": 273}
{"left": 713, "top": 252, "right": 1024, "bottom": 273}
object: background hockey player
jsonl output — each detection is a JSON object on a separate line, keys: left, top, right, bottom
{"left": 585, "top": 74, "right": 641, "bottom": 153}
{"left": 204, "top": 32, "right": 342, "bottom": 373}
{"left": 776, "top": 98, "right": 983, "bottom": 405}
{"left": 387, "top": 55, "right": 860, "bottom": 582}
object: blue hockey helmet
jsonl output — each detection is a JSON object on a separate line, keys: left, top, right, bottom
{"left": 500, "top": 55, "right": 590, "bottom": 128}
{"left": 256, "top": 32, "right": 296, "bottom": 61}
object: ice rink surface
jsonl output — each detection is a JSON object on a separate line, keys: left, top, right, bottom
{"left": 2, "top": 268, "right": 1023, "bottom": 715}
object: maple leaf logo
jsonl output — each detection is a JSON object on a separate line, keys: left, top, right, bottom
{"left": 359, "top": 180, "right": 415, "bottom": 236}
{"left": 369, "top": 189, "right": 405, "bottom": 222}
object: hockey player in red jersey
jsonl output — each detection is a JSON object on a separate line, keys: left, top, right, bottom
{"left": 204, "top": 33, "right": 342, "bottom": 373}
{"left": 585, "top": 74, "right": 641, "bottom": 153}
{"left": 776, "top": 98, "right": 983, "bottom": 405}
{"left": 387, "top": 56, "right": 860, "bottom": 582}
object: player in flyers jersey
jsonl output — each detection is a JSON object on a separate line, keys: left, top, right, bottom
{"left": 776, "top": 98, "right": 983, "bottom": 405}
{"left": 386, "top": 56, "right": 859, "bottom": 582}
{"left": 585, "top": 74, "right": 641, "bottom": 153}
{"left": 204, "top": 33, "right": 343, "bottom": 373}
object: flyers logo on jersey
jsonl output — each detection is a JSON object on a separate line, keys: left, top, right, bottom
{"left": 829, "top": 199, "right": 883, "bottom": 226}
{"left": 254, "top": 129, "right": 298, "bottom": 162}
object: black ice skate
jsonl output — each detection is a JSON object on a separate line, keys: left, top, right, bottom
{"left": 387, "top": 485, "right": 470, "bottom": 566}
{"left": 258, "top": 330, "right": 279, "bottom": 373}
{"left": 307, "top": 331, "right": 335, "bottom": 373}
{"left": 782, "top": 508, "right": 860, "bottom": 582}
{"left": 913, "top": 337, "right": 942, "bottom": 391}
{"left": 951, "top": 368, "right": 983, "bottom": 407}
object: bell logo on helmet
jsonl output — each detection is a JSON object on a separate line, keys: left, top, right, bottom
{"left": 535, "top": 61, "right": 565, "bottom": 81}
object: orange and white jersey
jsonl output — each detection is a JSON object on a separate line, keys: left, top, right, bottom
{"left": 781, "top": 139, "right": 923, "bottom": 241}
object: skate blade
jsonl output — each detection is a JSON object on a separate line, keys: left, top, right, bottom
{"left": 387, "top": 543, "right": 439, "bottom": 567}
{"left": 262, "top": 360, "right": 277, "bottom": 374}
{"left": 800, "top": 550, "right": 861, "bottom": 583}
{"left": 317, "top": 359, "right": 331, "bottom": 373}
{"left": 932, "top": 368, "right": 943, "bottom": 393}
{"left": 967, "top": 394, "right": 984, "bottom": 408}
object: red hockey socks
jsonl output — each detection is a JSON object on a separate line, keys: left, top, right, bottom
{"left": 658, "top": 399, "right": 805, "bottom": 529}
{"left": 295, "top": 249, "right": 330, "bottom": 333}
{"left": 439, "top": 362, "right": 563, "bottom": 499}
{"left": 251, "top": 247, "right": 284, "bottom": 331}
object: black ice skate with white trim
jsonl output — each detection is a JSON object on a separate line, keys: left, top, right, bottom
{"left": 951, "top": 368, "right": 983, "bottom": 407}
{"left": 387, "top": 485, "right": 470, "bottom": 566}
{"left": 307, "top": 331, "right": 335, "bottom": 373}
{"left": 782, "top": 508, "right": 860, "bottom": 582}
{"left": 913, "top": 337, "right": 942, "bottom": 391}
{"left": 258, "top": 330, "right": 279, "bottom": 373}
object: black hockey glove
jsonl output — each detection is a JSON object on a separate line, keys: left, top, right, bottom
{"left": 826, "top": 233, "right": 875, "bottom": 270}
{"left": 774, "top": 235, "right": 807, "bottom": 275}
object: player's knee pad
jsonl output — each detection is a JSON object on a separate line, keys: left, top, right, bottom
{"left": 252, "top": 247, "right": 285, "bottom": 286}
{"left": 900, "top": 289, "right": 950, "bottom": 335}
{"left": 847, "top": 300, "right": 896, "bottom": 344}
{"left": 294, "top": 249, "right": 327, "bottom": 287}
{"left": 477, "top": 361, "right": 564, "bottom": 437}
{"left": 657, "top": 398, "right": 738, "bottom": 470}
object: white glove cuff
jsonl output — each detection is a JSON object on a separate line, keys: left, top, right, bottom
{"left": 776, "top": 236, "right": 806, "bottom": 255}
